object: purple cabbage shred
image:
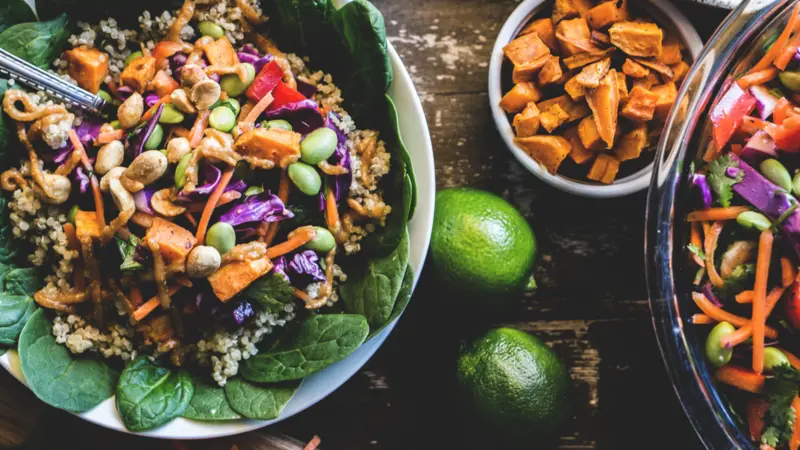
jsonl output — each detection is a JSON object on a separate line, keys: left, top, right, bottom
{"left": 288, "top": 250, "right": 326, "bottom": 283}
{"left": 218, "top": 190, "right": 293, "bottom": 228}
{"left": 263, "top": 99, "right": 324, "bottom": 134}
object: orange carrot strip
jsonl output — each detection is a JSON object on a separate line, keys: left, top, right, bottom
{"left": 777, "top": 34, "right": 800, "bottom": 70}
{"left": 780, "top": 347, "right": 800, "bottom": 370}
{"left": 705, "top": 221, "right": 726, "bottom": 288}
{"left": 791, "top": 396, "right": 800, "bottom": 450}
{"left": 687, "top": 206, "right": 749, "bottom": 222}
{"left": 702, "top": 221, "right": 711, "bottom": 237}
{"left": 141, "top": 95, "right": 171, "bottom": 122}
{"left": 721, "top": 286, "right": 785, "bottom": 347}
{"left": 240, "top": 101, "right": 255, "bottom": 123}
{"left": 303, "top": 436, "right": 322, "bottom": 450}
{"left": 753, "top": 229, "right": 774, "bottom": 374}
{"left": 263, "top": 224, "right": 279, "bottom": 246}
{"left": 742, "top": 115, "right": 779, "bottom": 136}
{"left": 702, "top": 142, "right": 719, "bottom": 163}
{"left": 737, "top": 67, "right": 779, "bottom": 89}
{"left": 97, "top": 128, "right": 125, "bottom": 145}
{"left": 266, "top": 227, "right": 316, "bottom": 259}
{"left": 691, "top": 314, "right": 714, "bottom": 324}
{"left": 183, "top": 211, "right": 198, "bottom": 228}
{"left": 243, "top": 92, "right": 274, "bottom": 124}
{"left": 750, "top": 2, "right": 800, "bottom": 74}
{"left": 262, "top": 170, "right": 291, "bottom": 245}
{"left": 189, "top": 110, "right": 211, "bottom": 147}
{"left": 173, "top": 126, "right": 190, "bottom": 138}
{"left": 692, "top": 292, "right": 778, "bottom": 338}
{"left": 325, "top": 190, "right": 339, "bottom": 231}
{"left": 62, "top": 223, "right": 80, "bottom": 250}
{"left": 186, "top": 190, "right": 241, "bottom": 212}
{"left": 716, "top": 365, "right": 765, "bottom": 393}
{"left": 736, "top": 290, "right": 755, "bottom": 303}
{"left": 783, "top": 257, "right": 797, "bottom": 287}
{"left": 69, "top": 130, "right": 105, "bottom": 229}
{"left": 195, "top": 167, "right": 234, "bottom": 243}
{"left": 731, "top": 144, "right": 744, "bottom": 156}
{"left": 132, "top": 285, "right": 184, "bottom": 322}
{"left": 690, "top": 221, "right": 705, "bottom": 267}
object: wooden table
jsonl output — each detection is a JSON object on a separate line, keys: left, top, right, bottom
{"left": 0, "top": 1, "right": 733, "bottom": 449}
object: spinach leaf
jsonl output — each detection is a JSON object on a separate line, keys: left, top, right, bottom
{"left": 182, "top": 376, "right": 241, "bottom": 421}
{"left": 340, "top": 230, "right": 409, "bottom": 328}
{"left": 0, "top": 349, "right": 6, "bottom": 356}
{"left": 116, "top": 357, "right": 194, "bottom": 431}
{"left": 115, "top": 235, "right": 143, "bottom": 272}
{"left": 367, "top": 264, "right": 413, "bottom": 339}
{"left": 0, "top": 0, "right": 36, "bottom": 35}
{"left": 243, "top": 273, "right": 295, "bottom": 315}
{"left": 4, "top": 267, "right": 42, "bottom": 296}
{"left": 18, "top": 309, "right": 119, "bottom": 412}
{"left": 384, "top": 94, "right": 416, "bottom": 220}
{"left": 0, "top": 227, "right": 20, "bottom": 264}
{"left": 223, "top": 378, "right": 298, "bottom": 420}
{"left": 241, "top": 314, "right": 369, "bottom": 383}
{"left": 0, "top": 14, "right": 70, "bottom": 69}
{"left": 0, "top": 293, "right": 35, "bottom": 346}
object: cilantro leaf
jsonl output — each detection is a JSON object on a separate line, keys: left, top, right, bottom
{"left": 707, "top": 154, "right": 743, "bottom": 207}
{"left": 687, "top": 243, "right": 706, "bottom": 260}
{"left": 115, "top": 235, "right": 143, "bottom": 272}
{"left": 243, "top": 273, "right": 295, "bottom": 315}
{"left": 762, "top": 364, "right": 800, "bottom": 447}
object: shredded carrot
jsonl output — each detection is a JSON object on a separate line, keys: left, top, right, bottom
{"left": 690, "top": 222, "right": 705, "bottom": 267}
{"left": 791, "top": 396, "right": 800, "bottom": 450}
{"left": 721, "top": 286, "right": 786, "bottom": 347}
{"left": 731, "top": 144, "right": 744, "bottom": 156}
{"left": 189, "top": 110, "right": 211, "bottom": 147}
{"left": 702, "top": 220, "right": 711, "bottom": 237}
{"left": 195, "top": 167, "right": 234, "bottom": 243}
{"left": 782, "top": 257, "right": 797, "bottom": 287}
{"left": 777, "top": 33, "right": 800, "bottom": 70}
{"left": 705, "top": 221, "right": 726, "bottom": 288}
{"left": 97, "top": 128, "right": 125, "bottom": 144}
{"left": 753, "top": 229, "right": 774, "bottom": 374}
{"left": 263, "top": 224, "right": 279, "bottom": 246}
{"left": 243, "top": 92, "right": 274, "bottom": 124}
{"left": 293, "top": 287, "right": 315, "bottom": 303}
{"left": 692, "top": 292, "right": 778, "bottom": 338}
{"left": 173, "top": 126, "right": 191, "bottom": 138}
{"left": 132, "top": 284, "right": 184, "bottom": 322}
{"left": 687, "top": 206, "right": 749, "bottom": 222}
{"left": 69, "top": 130, "right": 105, "bottom": 229}
{"left": 325, "top": 189, "right": 340, "bottom": 231}
{"left": 130, "top": 286, "right": 143, "bottom": 308}
{"left": 703, "top": 141, "right": 719, "bottom": 163}
{"left": 62, "top": 223, "right": 80, "bottom": 250}
{"left": 183, "top": 211, "right": 198, "bottom": 228}
{"left": 303, "top": 436, "right": 322, "bottom": 450}
{"left": 141, "top": 95, "right": 171, "bottom": 122}
{"left": 266, "top": 226, "right": 316, "bottom": 259}
{"left": 186, "top": 190, "right": 241, "bottom": 212}
{"left": 240, "top": 101, "right": 255, "bottom": 123}
{"left": 779, "top": 347, "right": 800, "bottom": 370}
{"left": 741, "top": 115, "right": 779, "bottom": 136}
{"left": 736, "top": 290, "right": 755, "bottom": 303}
{"left": 262, "top": 170, "right": 291, "bottom": 245}
{"left": 691, "top": 314, "right": 714, "bottom": 324}
{"left": 737, "top": 67, "right": 779, "bottom": 89}
{"left": 750, "top": 2, "right": 800, "bottom": 74}
{"left": 716, "top": 365, "right": 765, "bottom": 393}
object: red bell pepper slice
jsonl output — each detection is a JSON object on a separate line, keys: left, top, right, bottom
{"left": 711, "top": 81, "right": 757, "bottom": 150}
{"left": 245, "top": 60, "right": 285, "bottom": 102}
{"left": 776, "top": 115, "right": 800, "bottom": 152}
{"left": 268, "top": 82, "right": 306, "bottom": 111}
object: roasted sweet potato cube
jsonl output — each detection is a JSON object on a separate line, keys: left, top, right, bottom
{"left": 585, "top": 69, "right": 620, "bottom": 148}
{"left": 565, "top": 75, "right": 586, "bottom": 100}
{"left": 587, "top": 152, "right": 609, "bottom": 180}
{"left": 145, "top": 218, "right": 197, "bottom": 262}
{"left": 616, "top": 72, "right": 629, "bottom": 100}
{"left": 513, "top": 103, "right": 541, "bottom": 137}
{"left": 587, "top": 1, "right": 624, "bottom": 30}
{"left": 75, "top": 210, "right": 102, "bottom": 240}
{"left": 622, "top": 59, "right": 650, "bottom": 79}
{"left": 621, "top": 85, "right": 659, "bottom": 121}
{"left": 208, "top": 256, "right": 273, "bottom": 302}
{"left": 552, "top": 0, "right": 593, "bottom": 23}
{"left": 562, "top": 48, "right": 615, "bottom": 70}
{"left": 578, "top": 116, "right": 605, "bottom": 151}
{"left": 235, "top": 128, "right": 302, "bottom": 167}
{"left": 64, "top": 46, "right": 109, "bottom": 94}
{"left": 520, "top": 18, "right": 558, "bottom": 51}
{"left": 556, "top": 18, "right": 598, "bottom": 57}
{"left": 120, "top": 55, "right": 157, "bottom": 93}
{"left": 633, "top": 58, "right": 674, "bottom": 80}
{"left": 512, "top": 55, "right": 550, "bottom": 83}
{"left": 538, "top": 56, "right": 564, "bottom": 86}
{"left": 591, "top": 30, "right": 611, "bottom": 46}
{"left": 204, "top": 37, "right": 239, "bottom": 68}
{"left": 632, "top": 72, "right": 659, "bottom": 90}
{"left": 576, "top": 57, "right": 611, "bottom": 89}
{"left": 670, "top": 60, "right": 690, "bottom": 84}
{"left": 514, "top": 135, "right": 572, "bottom": 174}
{"left": 564, "top": 125, "right": 594, "bottom": 164}
{"left": 609, "top": 21, "right": 663, "bottom": 57}
{"left": 658, "top": 35, "right": 684, "bottom": 65}
{"left": 614, "top": 123, "right": 648, "bottom": 161}
{"left": 149, "top": 70, "right": 179, "bottom": 98}
{"left": 600, "top": 155, "right": 620, "bottom": 184}
{"left": 540, "top": 104, "right": 570, "bottom": 133}
{"left": 503, "top": 33, "right": 551, "bottom": 67}
{"left": 537, "top": 95, "right": 591, "bottom": 123}
{"left": 500, "top": 82, "right": 543, "bottom": 113}
{"left": 651, "top": 82, "right": 678, "bottom": 118}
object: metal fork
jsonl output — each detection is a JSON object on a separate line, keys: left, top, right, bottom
{"left": 0, "top": 48, "right": 112, "bottom": 116}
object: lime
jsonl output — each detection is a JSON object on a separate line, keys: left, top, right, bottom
{"left": 456, "top": 328, "right": 572, "bottom": 443}
{"left": 430, "top": 188, "right": 536, "bottom": 305}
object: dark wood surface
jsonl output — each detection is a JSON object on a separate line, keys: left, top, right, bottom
{"left": 0, "top": 1, "right": 735, "bottom": 449}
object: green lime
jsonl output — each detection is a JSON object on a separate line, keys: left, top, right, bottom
{"left": 456, "top": 328, "right": 572, "bottom": 443}
{"left": 430, "top": 188, "right": 536, "bottom": 305}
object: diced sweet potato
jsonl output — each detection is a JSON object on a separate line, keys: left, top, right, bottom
{"left": 75, "top": 210, "right": 101, "bottom": 240}
{"left": 513, "top": 102, "right": 541, "bottom": 137}
{"left": 565, "top": 75, "right": 585, "bottom": 100}
{"left": 591, "top": 30, "right": 611, "bottom": 46}
{"left": 552, "top": 0, "right": 593, "bottom": 24}
{"left": 622, "top": 59, "right": 650, "bottom": 78}
{"left": 556, "top": 18, "right": 599, "bottom": 56}
{"left": 145, "top": 218, "right": 197, "bottom": 262}
{"left": 651, "top": 82, "right": 678, "bottom": 118}
{"left": 540, "top": 104, "right": 570, "bottom": 133}
{"left": 204, "top": 37, "right": 239, "bottom": 68}
{"left": 587, "top": 1, "right": 624, "bottom": 30}
{"left": 576, "top": 57, "right": 611, "bottom": 88}
{"left": 538, "top": 56, "right": 564, "bottom": 86}
{"left": 670, "top": 60, "right": 690, "bottom": 84}
{"left": 632, "top": 72, "right": 659, "bottom": 90}
{"left": 120, "top": 55, "right": 157, "bottom": 93}
{"left": 564, "top": 125, "right": 594, "bottom": 164}
{"left": 658, "top": 35, "right": 684, "bottom": 65}
{"left": 620, "top": 85, "right": 659, "bottom": 121}
{"left": 235, "top": 128, "right": 302, "bottom": 167}
{"left": 514, "top": 135, "right": 572, "bottom": 174}
{"left": 609, "top": 21, "right": 663, "bottom": 57}
{"left": 208, "top": 256, "right": 273, "bottom": 302}
{"left": 149, "top": 70, "right": 179, "bottom": 98}
{"left": 520, "top": 18, "right": 559, "bottom": 51}
{"left": 537, "top": 95, "right": 591, "bottom": 123}
{"left": 503, "top": 33, "right": 551, "bottom": 67}
{"left": 562, "top": 48, "right": 615, "bottom": 70}
{"left": 500, "top": 82, "right": 543, "bottom": 113}
{"left": 633, "top": 58, "right": 674, "bottom": 80}
{"left": 614, "top": 123, "right": 648, "bottom": 161}
{"left": 578, "top": 116, "right": 605, "bottom": 151}
{"left": 512, "top": 55, "right": 550, "bottom": 83}
{"left": 600, "top": 155, "right": 620, "bottom": 184}
{"left": 616, "top": 71, "right": 629, "bottom": 100}
{"left": 64, "top": 46, "right": 109, "bottom": 94}
{"left": 585, "top": 69, "right": 620, "bottom": 148}
{"left": 587, "top": 152, "right": 609, "bottom": 180}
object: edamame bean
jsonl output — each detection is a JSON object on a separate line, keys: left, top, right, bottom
{"left": 174, "top": 152, "right": 192, "bottom": 190}
{"left": 305, "top": 226, "right": 336, "bottom": 252}
{"left": 110, "top": 120, "right": 122, "bottom": 129}
{"left": 737, "top": 211, "right": 772, "bottom": 231}
{"left": 793, "top": 171, "right": 800, "bottom": 197}
{"left": 67, "top": 205, "right": 79, "bottom": 225}
{"left": 244, "top": 186, "right": 263, "bottom": 196}
{"left": 206, "top": 222, "right": 236, "bottom": 255}
{"left": 780, "top": 71, "right": 800, "bottom": 92}
{"left": 144, "top": 124, "right": 164, "bottom": 150}
{"left": 300, "top": 127, "right": 338, "bottom": 165}
{"left": 158, "top": 104, "right": 185, "bottom": 124}
{"left": 98, "top": 90, "right": 113, "bottom": 103}
{"left": 705, "top": 321, "right": 735, "bottom": 368}
{"left": 124, "top": 51, "right": 143, "bottom": 68}
{"left": 198, "top": 21, "right": 224, "bottom": 39}
{"left": 764, "top": 347, "right": 791, "bottom": 371}
{"left": 220, "top": 98, "right": 241, "bottom": 115}
{"left": 760, "top": 158, "right": 793, "bottom": 192}
{"left": 219, "top": 63, "right": 256, "bottom": 97}
{"left": 209, "top": 107, "right": 236, "bottom": 132}
{"left": 262, "top": 119, "right": 292, "bottom": 131}
{"left": 288, "top": 162, "right": 322, "bottom": 195}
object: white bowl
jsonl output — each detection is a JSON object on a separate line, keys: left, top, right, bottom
{"left": 488, "top": 0, "right": 703, "bottom": 198}
{"left": 1, "top": 0, "right": 435, "bottom": 439}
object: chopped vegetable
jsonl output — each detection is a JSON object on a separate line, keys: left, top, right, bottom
{"left": 63, "top": 46, "right": 109, "bottom": 94}
{"left": 502, "top": 32, "right": 551, "bottom": 67}
{"left": 585, "top": 69, "right": 619, "bottom": 148}
{"left": 513, "top": 135, "right": 572, "bottom": 174}
{"left": 145, "top": 218, "right": 197, "bottom": 262}
{"left": 608, "top": 21, "right": 663, "bottom": 57}
{"left": 120, "top": 55, "right": 157, "bottom": 93}
{"left": 500, "top": 82, "right": 542, "bottom": 113}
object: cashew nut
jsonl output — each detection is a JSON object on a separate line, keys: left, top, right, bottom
{"left": 100, "top": 166, "right": 126, "bottom": 192}
{"left": 166, "top": 137, "right": 192, "bottom": 164}
{"left": 33, "top": 173, "right": 71, "bottom": 204}
{"left": 190, "top": 79, "right": 221, "bottom": 111}
{"left": 94, "top": 140, "right": 125, "bottom": 175}
{"left": 121, "top": 150, "right": 168, "bottom": 193}
{"left": 180, "top": 64, "right": 208, "bottom": 87}
{"left": 186, "top": 245, "right": 221, "bottom": 278}
{"left": 151, "top": 188, "right": 186, "bottom": 217}
{"left": 118, "top": 92, "right": 144, "bottom": 129}
{"left": 170, "top": 88, "right": 197, "bottom": 114}
{"left": 98, "top": 167, "right": 135, "bottom": 244}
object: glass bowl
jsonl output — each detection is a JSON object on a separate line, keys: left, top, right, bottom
{"left": 646, "top": 0, "right": 797, "bottom": 448}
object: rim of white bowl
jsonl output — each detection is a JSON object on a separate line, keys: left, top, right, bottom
{"left": 488, "top": 0, "right": 703, "bottom": 198}
{"left": 0, "top": 40, "right": 435, "bottom": 439}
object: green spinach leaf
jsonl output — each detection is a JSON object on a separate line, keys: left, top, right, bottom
{"left": 340, "top": 230, "right": 409, "bottom": 328}
{"left": 367, "top": 264, "right": 413, "bottom": 339}
{"left": 0, "top": 293, "right": 35, "bottom": 346}
{"left": 241, "top": 314, "right": 369, "bottom": 383}
{"left": 243, "top": 273, "right": 295, "bottom": 315}
{"left": 4, "top": 267, "right": 42, "bottom": 296}
{"left": 182, "top": 376, "right": 241, "bottom": 421}
{"left": 0, "top": 14, "right": 69, "bottom": 68}
{"left": 0, "top": 0, "right": 36, "bottom": 35}
{"left": 0, "top": 227, "right": 20, "bottom": 264}
{"left": 116, "top": 357, "right": 194, "bottom": 431}
{"left": 384, "top": 94, "right": 416, "bottom": 220}
{"left": 115, "top": 235, "right": 143, "bottom": 272}
{"left": 18, "top": 309, "right": 118, "bottom": 412}
{"left": 223, "top": 378, "right": 298, "bottom": 420}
